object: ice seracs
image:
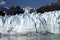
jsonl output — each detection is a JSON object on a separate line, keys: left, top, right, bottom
{"left": 23, "top": 7, "right": 36, "bottom": 13}
{"left": 0, "top": 10, "right": 60, "bottom": 35}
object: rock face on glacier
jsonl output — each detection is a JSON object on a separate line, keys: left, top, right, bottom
{"left": 0, "top": 10, "right": 60, "bottom": 35}
{"left": 36, "top": 3, "right": 60, "bottom": 13}
{"left": 0, "top": 10, "right": 5, "bottom": 16}
{"left": 6, "top": 6, "right": 24, "bottom": 15}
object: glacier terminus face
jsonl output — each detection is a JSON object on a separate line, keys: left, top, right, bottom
{"left": 0, "top": 10, "right": 60, "bottom": 35}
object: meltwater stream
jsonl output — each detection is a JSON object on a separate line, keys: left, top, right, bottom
{"left": 0, "top": 10, "right": 60, "bottom": 35}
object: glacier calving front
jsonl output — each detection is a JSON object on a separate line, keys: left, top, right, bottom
{"left": 0, "top": 11, "right": 60, "bottom": 34}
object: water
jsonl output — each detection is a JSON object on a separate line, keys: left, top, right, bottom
{"left": 0, "top": 34, "right": 60, "bottom": 40}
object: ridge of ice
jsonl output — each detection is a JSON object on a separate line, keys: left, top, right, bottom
{"left": 0, "top": 10, "right": 60, "bottom": 34}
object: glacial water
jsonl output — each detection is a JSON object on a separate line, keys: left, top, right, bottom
{"left": 0, "top": 34, "right": 60, "bottom": 40}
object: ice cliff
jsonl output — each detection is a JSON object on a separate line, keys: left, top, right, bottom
{"left": 0, "top": 10, "right": 60, "bottom": 35}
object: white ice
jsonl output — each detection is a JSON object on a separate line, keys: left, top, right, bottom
{"left": 0, "top": 10, "right": 60, "bottom": 35}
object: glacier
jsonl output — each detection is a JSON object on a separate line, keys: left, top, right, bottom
{"left": 0, "top": 10, "right": 60, "bottom": 35}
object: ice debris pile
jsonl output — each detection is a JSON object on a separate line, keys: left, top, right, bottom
{"left": 0, "top": 10, "right": 60, "bottom": 35}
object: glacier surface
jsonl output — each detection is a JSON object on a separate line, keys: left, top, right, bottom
{"left": 0, "top": 11, "right": 60, "bottom": 35}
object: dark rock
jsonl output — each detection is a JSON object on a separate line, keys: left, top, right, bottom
{"left": 0, "top": 7, "right": 8, "bottom": 14}
{"left": 29, "top": 8, "right": 36, "bottom": 13}
{"left": 0, "top": 7, "right": 8, "bottom": 11}
{"left": 6, "top": 6, "right": 24, "bottom": 15}
{"left": 0, "top": 7, "right": 8, "bottom": 16}
{"left": 0, "top": 33, "right": 2, "bottom": 38}
{"left": 36, "top": 3, "right": 60, "bottom": 13}
{"left": 0, "top": 10, "right": 5, "bottom": 16}
{"left": 0, "top": 33, "right": 1, "bottom": 35}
